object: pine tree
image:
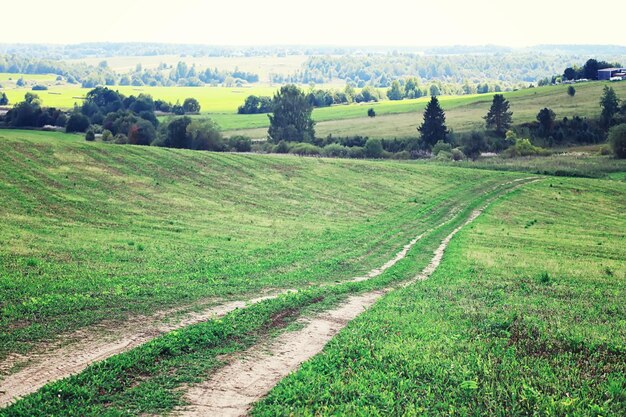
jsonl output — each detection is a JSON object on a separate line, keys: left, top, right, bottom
{"left": 418, "top": 96, "right": 448, "bottom": 149}
{"left": 484, "top": 94, "right": 513, "bottom": 136}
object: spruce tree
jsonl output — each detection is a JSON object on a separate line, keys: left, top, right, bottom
{"left": 484, "top": 94, "right": 513, "bottom": 136}
{"left": 418, "top": 96, "right": 448, "bottom": 149}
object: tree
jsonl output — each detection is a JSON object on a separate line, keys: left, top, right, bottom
{"left": 600, "top": 86, "right": 620, "bottom": 127}
{"left": 364, "top": 138, "right": 383, "bottom": 158}
{"left": 183, "top": 97, "right": 201, "bottom": 114}
{"left": 187, "top": 118, "right": 224, "bottom": 151}
{"left": 583, "top": 59, "right": 599, "bottom": 80}
{"left": 368, "top": 108, "right": 376, "bottom": 118}
{"left": 387, "top": 81, "right": 403, "bottom": 101}
{"left": 162, "top": 116, "right": 192, "bottom": 149}
{"left": 608, "top": 124, "right": 626, "bottom": 158}
{"left": 461, "top": 131, "right": 487, "bottom": 160}
{"left": 268, "top": 85, "right": 315, "bottom": 143}
{"left": 66, "top": 113, "right": 90, "bottom": 133}
{"left": 567, "top": 86, "right": 576, "bottom": 97}
{"left": 563, "top": 67, "right": 577, "bottom": 81}
{"left": 536, "top": 108, "right": 556, "bottom": 135}
{"left": 85, "top": 130, "right": 96, "bottom": 142}
{"left": 418, "top": 96, "right": 448, "bottom": 149}
{"left": 0, "top": 92, "right": 9, "bottom": 105}
{"left": 484, "top": 94, "right": 513, "bottom": 136}
{"left": 128, "top": 119, "right": 157, "bottom": 146}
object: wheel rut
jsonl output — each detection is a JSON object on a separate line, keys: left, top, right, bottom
{"left": 174, "top": 178, "right": 539, "bottom": 417}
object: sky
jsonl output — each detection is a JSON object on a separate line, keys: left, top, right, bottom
{"left": 2, "top": 0, "right": 624, "bottom": 47}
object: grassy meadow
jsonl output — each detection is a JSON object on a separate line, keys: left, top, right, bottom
{"left": 254, "top": 177, "right": 626, "bottom": 416}
{"left": 0, "top": 129, "right": 519, "bottom": 360}
{"left": 223, "top": 81, "right": 626, "bottom": 138}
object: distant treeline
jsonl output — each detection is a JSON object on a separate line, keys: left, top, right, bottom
{"left": 270, "top": 53, "right": 625, "bottom": 91}
{"left": 0, "top": 55, "right": 259, "bottom": 88}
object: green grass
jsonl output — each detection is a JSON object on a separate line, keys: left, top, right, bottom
{"left": 223, "top": 81, "right": 626, "bottom": 138}
{"left": 438, "top": 154, "right": 626, "bottom": 179}
{"left": 2, "top": 85, "right": 280, "bottom": 113}
{"left": 254, "top": 178, "right": 626, "bottom": 416}
{"left": 0, "top": 129, "right": 519, "bottom": 360}
{"left": 0, "top": 177, "right": 528, "bottom": 417}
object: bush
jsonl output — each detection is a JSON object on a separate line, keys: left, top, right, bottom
{"left": 367, "top": 108, "right": 376, "bottom": 118}
{"left": 432, "top": 140, "right": 452, "bottom": 156}
{"left": 322, "top": 143, "right": 350, "bottom": 158}
{"left": 608, "top": 124, "right": 626, "bottom": 158}
{"left": 102, "top": 130, "right": 113, "bottom": 142}
{"left": 503, "top": 138, "right": 549, "bottom": 158}
{"left": 289, "top": 143, "right": 321, "bottom": 156}
{"left": 32, "top": 85, "right": 48, "bottom": 91}
{"left": 348, "top": 146, "right": 365, "bottom": 159}
{"left": 364, "top": 138, "right": 383, "bottom": 158}
{"left": 451, "top": 148, "right": 466, "bottom": 161}
{"left": 392, "top": 151, "right": 411, "bottom": 160}
{"left": 434, "top": 150, "right": 452, "bottom": 161}
{"left": 460, "top": 131, "right": 487, "bottom": 160}
{"left": 228, "top": 135, "right": 252, "bottom": 152}
{"left": 85, "top": 130, "right": 95, "bottom": 142}
{"left": 114, "top": 134, "right": 128, "bottom": 144}
{"left": 273, "top": 140, "right": 289, "bottom": 154}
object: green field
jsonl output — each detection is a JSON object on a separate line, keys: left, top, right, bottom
{"left": 0, "top": 127, "right": 625, "bottom": 416}
{"left": 222, "top": 81, "right": 626, "bottom": 138}
{"left": 0, "top": 129, "right": 517, "bottom": 359}
{"left": 255, "top": 177, "right": 626, "bottom": 416}
{"left": 1, "top": 84, "right": 280, "bottom": 113}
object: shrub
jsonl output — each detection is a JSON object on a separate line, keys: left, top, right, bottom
{"left": 503, "top": 138, "right": 549, "bottom": 158}
{"left": 392, "top": 151, "right": 411, "bottom": 160}
{"left": 608, "top": 124, "right": 626, "bottom": 158}
{"left": 364, "top": 138, "right": 383, "bottom": 158}
{"left": 367, "top": 108, "right": 376, "bottom": 118}
{"left": 434, "top": 150, "right": 452, "bottom": 161}
{"left": 451, "top": 148, "right": 466, "bottom": 161}
{"left": 347, "top": 146, "right": 365, "bottom": 159}
{"left": 432, "top": 140, "right": 452, "bottom": 156}
{"left": 101, "top": 129, "right": 113, "bottom": 142}
{"left": 114, "top": 134, "right": 128, "bottom": 144}
{"left": 85, "top": 130, "right": 95, "bottom": 142}
{"left": 228, "top": 135, "right": 252, "bottom": 152}
{"left": 32, "top": 85, "right": 48, "bottom": 91}
{"left": 289, "top": 143, "right": 321, "bottom": 156}
{"left": 273, "top": 140, "right": 289, "bottom": 154}
{"left": 460, "top": 131, "right": 487, "bottom": 160}
{"left": 322, "top": 143, "right": 350, "bottom": 158}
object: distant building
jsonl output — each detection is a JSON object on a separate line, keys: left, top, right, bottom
{"left": 598, "top": 68, "right": 626, "bottom": 80}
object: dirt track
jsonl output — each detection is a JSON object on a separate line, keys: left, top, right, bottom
{"left": 174, "top": 181, "right": 538, "bottom": 417}
{"left": 0, "top": 212, "right": 430, "bottom": 406}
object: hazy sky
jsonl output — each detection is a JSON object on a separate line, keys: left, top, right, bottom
{"left": 3, "top": 0, "right": 624, "bottom": 47}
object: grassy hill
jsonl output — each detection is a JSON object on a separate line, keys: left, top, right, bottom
{"left": 0, "top": 129, "right": 517, "bottom": 359}
{"left": 254, "top": 176, "right": 626, "bottom": 417}
{"left": 223, "top": 81, "right": 626, "bottom": 138}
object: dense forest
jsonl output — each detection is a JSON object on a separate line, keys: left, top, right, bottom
{"left": 273, "top": 53, "right": 625, "bottom": 90}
